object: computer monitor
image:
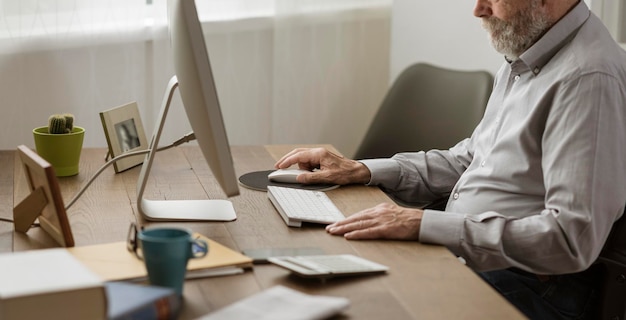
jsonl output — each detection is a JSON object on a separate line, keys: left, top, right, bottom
{"left": 136, "top": 0, "right": 240, "bottom": 221}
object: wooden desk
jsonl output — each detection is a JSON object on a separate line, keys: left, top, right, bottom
{"left": 2, "top": 145, "right": 525, "bottom": 319}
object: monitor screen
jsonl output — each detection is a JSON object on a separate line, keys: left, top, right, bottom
{"left": 135, "top": 0, "right": 239, "bottom": 221}
{"left": 170, "top": 0, "right": 239, "bottom": 197}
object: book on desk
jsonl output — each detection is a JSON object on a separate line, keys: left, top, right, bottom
{"left": 0, "top": 249, "right": 106, "bottom": 320}
{"left": 106, "top": 281, "right": 180, "bottom": 320}
{"left": 0, "top": 234, "right": 251, "bottom": 320}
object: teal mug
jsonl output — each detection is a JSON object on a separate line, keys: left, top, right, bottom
{"left": 134, "top": 226, "right": 208, "bottom": 296}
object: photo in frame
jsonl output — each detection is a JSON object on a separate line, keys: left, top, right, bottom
{"left": 100, "top": 102, "right": 148, "bottom": 173}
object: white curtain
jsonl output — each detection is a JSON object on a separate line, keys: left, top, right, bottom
{"left": 271, "top": 0, "right": 391, "bottom": 156}
{"left": 0, "top": 1, "right": 151, "bottom": 53}
{"left": 588, "top": 0, "right": 626, "bottom": 44}
{"left": 0, "top": 0, "right": 391, "bottom": 157}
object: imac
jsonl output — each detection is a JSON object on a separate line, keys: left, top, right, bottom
{"left": 136, "top": 0, "right": 240, "bottom": 221}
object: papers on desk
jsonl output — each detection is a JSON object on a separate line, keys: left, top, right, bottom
{"left": 199, "top": 285, "right": 350, "bottom": 320}
{"left": 66, "top": 233, "right": 252, "bottom": 282}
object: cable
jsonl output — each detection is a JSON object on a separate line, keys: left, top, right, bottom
{"left": 64, "top": 149, "right": 150, "bottom": 210}
{"left": 0, "top": 217, "right": 39, "bottom": 227}
{"left": 64, "top": 131, "right": 196, "bottom": 210}
{"left": 1, "top": 133, "right": 197, "bottom": 227}
{"left": 5, "top": 148, "right": 149, "bottom": 225}
{"left": 1, "top": 132, "right": 196, "bottom": 224}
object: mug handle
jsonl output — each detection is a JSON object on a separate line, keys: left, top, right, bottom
{"left": 190, "top": 238, "right": 209, "bottom": 258}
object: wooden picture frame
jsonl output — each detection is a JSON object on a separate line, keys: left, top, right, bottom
{"left": 100, "top": 102, "right": 148, "bottom": 173}
{"left": 14, "top": 145, "right": 74, "bottom": 247}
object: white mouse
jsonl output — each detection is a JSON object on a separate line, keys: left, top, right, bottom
{"left": 268, "top": 169, "right": 310, "bottom": 183}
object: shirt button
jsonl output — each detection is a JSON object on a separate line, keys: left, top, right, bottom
{"left": 514, "top": 75, "right": 520, "bottom": 81}
{"left": 453, "top": 193, "right": 459, "bottom": 200}
{"left": 481, "top": 161, "right": 486, "bottom": 167}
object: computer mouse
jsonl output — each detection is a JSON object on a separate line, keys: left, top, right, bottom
{"left": 268, "top": 169, "right": 310, "bottom": 183}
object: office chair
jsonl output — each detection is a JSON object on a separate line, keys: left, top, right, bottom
{"left": 594, "top": 212, "right": 626, "bottom": 319}
{"left": 354, "top": 62, "right": 493, "bottom": 160}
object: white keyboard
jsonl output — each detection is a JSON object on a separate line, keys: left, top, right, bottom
{"left": 267, "top": 186, "right": 345, "bottom": 227}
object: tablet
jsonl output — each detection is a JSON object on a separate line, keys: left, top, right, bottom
{"left": 268, "top": 254, "right": 388, "bottom": 279}
{"left": 242, "top": 247, "right": 325, "bottom": 264}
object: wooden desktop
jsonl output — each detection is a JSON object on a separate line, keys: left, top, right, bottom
{"left": 1, "top": 145, "right": 525, "bottom": 319}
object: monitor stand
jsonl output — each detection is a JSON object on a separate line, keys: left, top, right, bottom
{"left": 136, "top": 76, "right": 236, "bottom": 221}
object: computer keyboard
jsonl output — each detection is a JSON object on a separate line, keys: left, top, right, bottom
{"left": 267, "top": 186, "right": 345, "bottom": 227}
{"left": 268, "top": 254, "right": 389, "bottom": 279}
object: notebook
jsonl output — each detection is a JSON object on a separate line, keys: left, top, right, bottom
{"left": 67, "top": 233, "right": 252, "bottom": 282}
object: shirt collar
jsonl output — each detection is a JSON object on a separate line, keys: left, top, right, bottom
{"left": 513, "top": 1, "right": 590, "bottom": 75}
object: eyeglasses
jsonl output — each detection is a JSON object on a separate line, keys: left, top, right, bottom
{"left": 126, "top": 222, "right": 144, "bottom": 259}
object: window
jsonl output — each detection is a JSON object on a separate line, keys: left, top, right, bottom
{"left": 0, "top": 0, "right": 390, "bottom": 53}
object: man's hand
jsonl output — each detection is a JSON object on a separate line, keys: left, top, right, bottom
{"left": 274, "top": 147, "right": 371, "bottom": 185}
{"left": 326, "top": 203, "right": 423, "bottom": 240}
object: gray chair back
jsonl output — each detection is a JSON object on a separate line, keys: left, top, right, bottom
{"left": 354, "top": 62, "right": 493, "bottom": 159}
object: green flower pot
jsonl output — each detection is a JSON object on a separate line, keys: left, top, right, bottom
{"left": 33, "top": 126, "right": 85, "bottom": 177}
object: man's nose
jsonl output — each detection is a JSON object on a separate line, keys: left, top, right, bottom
{"left": 474, "top": 0, "right": 493, "bottom": 18}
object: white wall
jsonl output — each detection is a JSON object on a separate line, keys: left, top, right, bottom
{"left": 390, "top": 0, "right": 626, "bottom": 84}
{"left": 590, "top": 0, "right": 626, "bottom": 45}
{"left": 390, "top": 0, "right": 502, "bottom": 84}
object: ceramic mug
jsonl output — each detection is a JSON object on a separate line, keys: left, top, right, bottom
{"left": 136, "top": 227, "right": 208, "bottom": 295}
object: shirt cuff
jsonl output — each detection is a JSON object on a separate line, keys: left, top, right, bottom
{"left": 358, "top": 159, "right": 401, "bottom": 186}
{"left": 419, "top": 209, "right": 464, "bottom": 249}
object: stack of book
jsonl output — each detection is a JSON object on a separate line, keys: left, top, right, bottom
{"left": 106, "top": 282, "right": 180, "bottom": 320}
{"left": 0, "top": 234, "right": 253, "bottom": 320}
{"left": 0, "top": 249, "right": 106, "bottom": 320}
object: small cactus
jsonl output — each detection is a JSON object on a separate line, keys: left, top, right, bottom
{"left": 63, "top": 113, "right": 74, "bottom": 131}
{"left": 48, "top": 113, "right": 74, "bottom": 134}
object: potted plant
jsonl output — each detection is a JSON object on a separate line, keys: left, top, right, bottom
{"left": 33, "top": 114, "right": 85, "bottom": 177}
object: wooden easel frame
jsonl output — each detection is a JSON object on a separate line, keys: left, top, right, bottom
{"left": 13, "top": 145, "right": 74, "bottom": 247}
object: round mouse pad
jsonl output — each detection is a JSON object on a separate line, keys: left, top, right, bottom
{"left": 238, "top": 170, "right": 339, "bottom": 192}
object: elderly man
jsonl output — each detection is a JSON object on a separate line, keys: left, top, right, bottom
{"left": 274, "top": 0, "right": 626, "bottom": 319}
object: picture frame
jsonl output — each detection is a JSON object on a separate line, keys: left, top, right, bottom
{"left": 99, "top": 101, "right": 148, "bottom": 173}
{"left": 14, "top": 145, "right": 75, "bottom": 247}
